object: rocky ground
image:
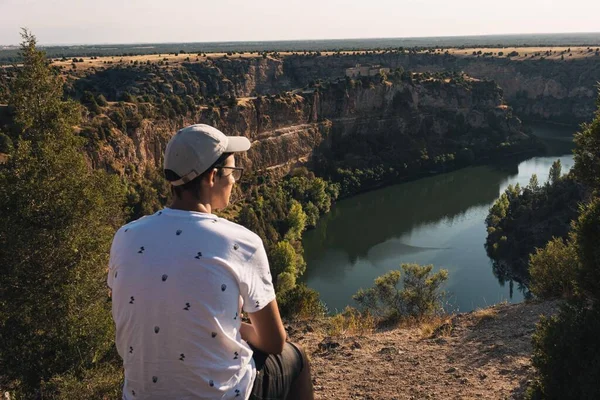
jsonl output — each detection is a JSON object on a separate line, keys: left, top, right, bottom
{"left": 288, "top": 300, "right": 560, "bottom": 400}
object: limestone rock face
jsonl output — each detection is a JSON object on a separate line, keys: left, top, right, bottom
{"left": 281, "top": 54, "right": 600, "bottom": 122}
{"left": 91, "top": 76, "right": 523, "bottom": 179}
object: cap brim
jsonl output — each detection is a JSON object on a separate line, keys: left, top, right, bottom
{"left": 225, "top": 136, "right": 251, "bottom": 152}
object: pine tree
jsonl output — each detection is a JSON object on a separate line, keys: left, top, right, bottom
{"left": 0, "top": 30, "right": 125, "bottom": 396}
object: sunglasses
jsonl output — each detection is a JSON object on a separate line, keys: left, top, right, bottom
{"left": 216, "top": 166, "right": 244, "bottom": 181}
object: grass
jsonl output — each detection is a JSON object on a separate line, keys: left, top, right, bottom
{"left": 325, "top": 307, "right": 375, "bottom": 338}
{"left": 472, "top": 307, "right": 499, "bottom": 323}
{"left": 420, "top": 316, "right": 453, "bottom": 338}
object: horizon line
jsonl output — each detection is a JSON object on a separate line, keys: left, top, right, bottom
{"left": 2, "top": 31, "right": 600, "bottom": 48}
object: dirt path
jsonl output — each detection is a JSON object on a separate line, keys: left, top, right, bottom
{"left": 289, "top": 300, "right": 559, "bottom": 400}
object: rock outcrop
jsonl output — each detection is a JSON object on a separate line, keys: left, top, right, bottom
{"left": 87, "top": 74, "right": 527, "bottom": 179}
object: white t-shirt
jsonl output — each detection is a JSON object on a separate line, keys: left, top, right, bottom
{"left": 107, "top": 208, "right": 276, "bottom": 400}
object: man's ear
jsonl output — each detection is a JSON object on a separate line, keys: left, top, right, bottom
{"left": 207, "top": 168, "right": 217, "bottom": 187}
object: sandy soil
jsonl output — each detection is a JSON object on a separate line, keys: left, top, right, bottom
{"left": 289, "top": 300, "right": 560, "bottom": 400}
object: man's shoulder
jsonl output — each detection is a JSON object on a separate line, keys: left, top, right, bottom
{"left": 216, "top": 218, "right": 262, "bottom": 247}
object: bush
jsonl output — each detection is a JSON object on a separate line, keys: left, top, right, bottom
{"left": 96, "top": 94, "right": 108, "bottom": 107}
{"left": 528, "top": 302, "right": 600, "bottom": 400}
{"left": 353, "top": 264, "right": 448, "bottom": 325}
{"left": 574, "top": 197, "right": 600, "bottom": 300}
{"left": 0, "top": 131, "right": 13, "bottom": 154}
{"left": 278, "top": 284, "right": 327, "bottom": 320}
{"left": 529, "top": 236, "right": 579, "bottom": 299}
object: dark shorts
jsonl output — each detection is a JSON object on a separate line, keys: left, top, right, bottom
{"left": 249, "top": 342, "right": 304, "bottom": 400}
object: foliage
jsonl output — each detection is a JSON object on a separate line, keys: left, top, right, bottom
{"left": 573, "top": 197, "right": 600, "bottom": 301}
{"left": 573, "top": 99, "right": 600, "bottom": 190}
{"left": 353, "top": 264, "right": 448, "bottom": 325}
{"left": 485, "top": 166, "right": 584, "bottom": 283}
{"left": 0, "top": 31, "right": 126, "bottom": 396}
{"left": 284, "top": 200, "right": 307, "bottom": 241}
{"left": 529, "top": 235, "right": 579, "bottom": 299}
{"left": 277, "top": 284, "right": 327, "bottom": 321}
{"left": 125, "top": 166, "right": 171, "bottom": 221}
{"left": 548, "top": 159, "right": 562, "bottom": 186}
{"left": 42, "top": 361, "right": 123, "bottom": 400}
{"left": 528, "top": 302, "right": 600, "bottom": 400}
{"left": 269, "top": 240, "right": 305, "bottom": 291}
{"left": 0, "top": 131, "right": 13, "bottom": 154}
{"left": 527, "top": 91, "right": 600, "bottom": 399}
{"left": 235, "top": 171, "right": 338, "bottom": 318}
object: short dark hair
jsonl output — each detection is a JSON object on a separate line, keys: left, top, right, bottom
{"left": 165, "top": 152, "right": 233, "bottom": 200}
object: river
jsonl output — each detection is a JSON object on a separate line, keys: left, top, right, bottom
{"left": 302, "top": 123, "right": 576, "bottom": 313}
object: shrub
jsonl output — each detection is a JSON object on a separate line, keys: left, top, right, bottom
{"left": 0, "top": 131, "right": 13, "bottom": 154}
{"left": 278, "top": 284, "right": 327, "bottom": 320}
{"left": 573, "top": 197, "right": 600, "bottom": 300}
{"left": 529, "top": 236, "right": 579, "bottom": 299}
{"left": 528, "top": 302, "right": 600, "bottom": 400}
{"left": 96, "top": 94, "right": 108, "bottom": 106}
{"left": 353, "top": 264, "right": 448, "bottom": 325}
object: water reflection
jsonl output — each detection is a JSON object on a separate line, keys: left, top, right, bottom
{"left": 302, "top": 123, "right": 576, "bottom": 313}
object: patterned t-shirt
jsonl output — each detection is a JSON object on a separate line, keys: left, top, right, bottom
{"left": 107, "top": 207, "right": 276, "bottom": 400}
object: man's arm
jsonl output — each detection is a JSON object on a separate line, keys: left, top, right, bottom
{"left": 240, "top": 299, "right": 286, "bottom": 354}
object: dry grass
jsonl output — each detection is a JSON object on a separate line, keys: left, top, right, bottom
{"left": 444, "top": 46, "right": 599, "bottom": 61}
{"left": 472, "top": 307, "right": 499, "bottom": 323}
{"left": 420, "top": 315, "right": 453, "bottom": 338}
{"left": 326, "top": 307, "right": 375, "bottom": 338}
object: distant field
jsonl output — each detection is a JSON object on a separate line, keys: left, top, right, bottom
{"left": 2, "top": 33, "right": 600, "bottom": 64}
{"left": 446, "top": 46, "right": 600, "bottom": 60}
{"left": 43, "top": 45, "right": 600, "bottom": 72}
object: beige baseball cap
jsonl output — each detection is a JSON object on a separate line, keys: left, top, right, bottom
{"left": 164, "top": 124, "right": 251, "bottom": 186}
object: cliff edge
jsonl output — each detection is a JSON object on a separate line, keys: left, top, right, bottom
{"left": 289, "top": 300, "right": 559, "bottom": 400}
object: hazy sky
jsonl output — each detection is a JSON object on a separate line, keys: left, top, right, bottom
{"left": 1, "top": 0, "right": 599, "bottom": 45}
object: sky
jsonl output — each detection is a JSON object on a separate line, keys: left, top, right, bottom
{"left": 1, "top": 0, "right": 599, "bottom": 46}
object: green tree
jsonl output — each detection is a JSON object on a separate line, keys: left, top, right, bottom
{"left": 528, "top": 173, "right": 540, "bottom": 191}
{"left": 548, "top": 159, "right": 562, "bottom": 185}
{"left": 573, "top": 100, "right": 600, "bottom": 190}
{"left": 269, "top": 240, "right": 303, "bottom": 284}
{"left": 0, "top": 30, "right": 125, "bottom": 397}
{"left": 284, "top": 200, "right": 307, "bottom": 241}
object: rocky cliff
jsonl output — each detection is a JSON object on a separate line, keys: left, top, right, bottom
{"left": 282, "top": 53, "right": 600, "bottom": 123}
{"left": 81, "top": 70, "right": 527, "bottom": 183}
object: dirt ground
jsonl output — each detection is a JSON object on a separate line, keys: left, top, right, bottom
{"left": 289, "top": 300, "right": 560, "bottom": 400}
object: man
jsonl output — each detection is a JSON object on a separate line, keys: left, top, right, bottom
{"left": 108, "top": 124, "right": 313, "bottom": 400}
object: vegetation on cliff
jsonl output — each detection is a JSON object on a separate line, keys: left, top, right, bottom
{"left": 485, "top": 160, "right": 585, "bottom": 284}
{"left": 485, "top": 91, "right": 600, "bottom": 398}
{"left": 0, "top": 31, "right": 126, "bottom": 398}
{"left": 236, "top": 168, "right": 339, "bottom": 317}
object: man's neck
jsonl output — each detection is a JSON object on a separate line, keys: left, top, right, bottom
{"left": 169, "top": 198, "right": 212, "bottom": 214}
